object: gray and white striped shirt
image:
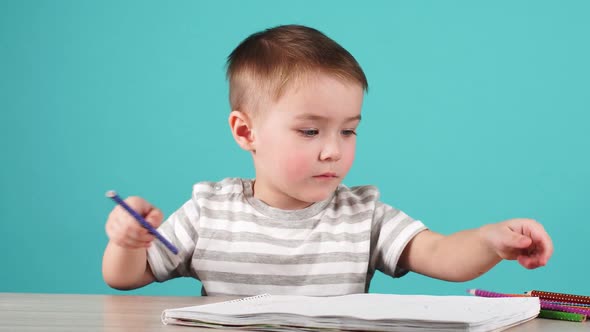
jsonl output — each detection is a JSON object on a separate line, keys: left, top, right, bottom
{"left": 147, "top": 178, "right": 426, "bottom": 296}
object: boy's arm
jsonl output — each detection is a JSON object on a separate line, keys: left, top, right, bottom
{"left": 102, "top": 196, "right": 163, "bottom": 290}
{"left": 102, "top": 243, "right": 155, "bottom": 290}
{"left": 398, "top": 218, "right": 553, "bottom": 282}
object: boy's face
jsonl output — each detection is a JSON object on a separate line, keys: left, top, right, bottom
{"left": 251, "top": 74, "right": 364, "bottom": 210}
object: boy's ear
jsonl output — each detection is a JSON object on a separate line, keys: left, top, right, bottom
{"left": 228, "top": 110, "right": 256, "bottom": 152}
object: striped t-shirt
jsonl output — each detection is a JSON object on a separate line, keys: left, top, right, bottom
{"left": 147, "top": 178, "right": 426, "bottom": 296}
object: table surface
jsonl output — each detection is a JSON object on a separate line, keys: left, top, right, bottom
{"left": 0, "top": 293, "right": 587, "bottom": 331}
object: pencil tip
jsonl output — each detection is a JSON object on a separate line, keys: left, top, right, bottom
{"left": 106, "top": 190, "right": 116, "bottom": 198}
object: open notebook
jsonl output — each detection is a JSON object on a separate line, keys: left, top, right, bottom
{"left": 161, "top": 293, "right": 540, "bottom": 332}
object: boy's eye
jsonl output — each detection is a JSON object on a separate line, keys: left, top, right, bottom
{"left": 299, "top": 129, "right": 319, "bottom": 137}
{"left": 341, "top": 129, "right": 357, "bottom": 137}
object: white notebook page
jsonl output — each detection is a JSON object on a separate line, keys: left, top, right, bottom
{"left": 165, "top": 293, "right": 540, "bottom": 324}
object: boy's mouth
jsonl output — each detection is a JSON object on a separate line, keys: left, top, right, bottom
{"left": 314, "top": 172, "right": 338, "bottom": 178}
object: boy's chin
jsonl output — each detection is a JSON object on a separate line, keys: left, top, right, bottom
{"left": 299, "top": 187, "right": 338, "bottom": 203}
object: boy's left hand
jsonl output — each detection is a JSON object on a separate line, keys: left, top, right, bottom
{"left": 480, "top": 219, "right": 553, "bottom": 269}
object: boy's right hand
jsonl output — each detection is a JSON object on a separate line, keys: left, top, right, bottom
{"left": 105, "top": 196, "right": 164, "bottom": 249}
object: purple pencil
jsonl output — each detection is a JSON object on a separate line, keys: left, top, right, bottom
{"left": 541, "top": 301, "right": 590, "bottom": 316}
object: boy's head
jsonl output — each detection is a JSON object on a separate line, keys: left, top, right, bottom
{"left": 226, "top": 25, "right": 368, "bottom": 209}
{"left": 226, "top": 24, "right": 368, "bottom": 118}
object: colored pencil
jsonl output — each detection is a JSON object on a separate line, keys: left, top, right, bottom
{"left": 545, "top": 301, "right": 590, "bottom": 308}
{"left": 527, "top": 290, "right": 590, "bottom": 305}
{"left": 468, "top": 289, "right": 527, "bottom": 298}
{"left": 538, "top": 309, "right": 586, "bottom": 322}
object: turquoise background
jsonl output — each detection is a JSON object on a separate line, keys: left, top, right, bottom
{"left": 1, "top": 0, "right": 588, "bottom": 296}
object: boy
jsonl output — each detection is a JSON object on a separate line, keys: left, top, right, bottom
{"left": 102, "top": 25, "right": 553, "bottom": 296}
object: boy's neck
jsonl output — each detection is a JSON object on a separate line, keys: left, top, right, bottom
{"left": 252, "top": 179, "right": 315, "bottom": 210}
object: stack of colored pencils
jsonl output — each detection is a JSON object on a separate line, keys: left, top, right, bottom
{"left": 469, "top": 289, "right": 590, "bottom": 323}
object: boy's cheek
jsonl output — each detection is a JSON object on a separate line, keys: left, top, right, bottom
{"left": 335, "top": 145, "right": 356, "bottom": 173}
{"left": 282, "top": 151, "right": 313, "bottom": 178}
{"left": 342, "top": 150, "right": 356, "bottom": 170}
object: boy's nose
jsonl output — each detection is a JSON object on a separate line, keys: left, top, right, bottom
{"left": 319, "top": 139, "right": 342, "bottom": 162}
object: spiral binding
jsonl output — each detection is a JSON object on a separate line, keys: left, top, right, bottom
{"left": 225, "top": 293, "right": 271, "bottom": 304}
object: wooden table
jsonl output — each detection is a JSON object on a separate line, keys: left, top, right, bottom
{"left": 0, "top": 293, "right": 586, "bottom": 331}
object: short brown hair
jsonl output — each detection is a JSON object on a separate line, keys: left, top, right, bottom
{"left": 226, "top": 25, "right": 368, "bottom": 115}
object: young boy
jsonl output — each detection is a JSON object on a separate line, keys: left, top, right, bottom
{"left": 102, "top": 25, "right": 553, "bottom": 296}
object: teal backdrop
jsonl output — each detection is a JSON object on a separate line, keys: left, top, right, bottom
{"left": 1, "top": 0, "right": 588, "bottom": 296}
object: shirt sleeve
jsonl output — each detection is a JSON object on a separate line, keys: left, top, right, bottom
{"left": 370, "top": 201, "right": 427, "bottom": 278}
{"left": 146, "top": 197, "right": 200, "bottom": 282}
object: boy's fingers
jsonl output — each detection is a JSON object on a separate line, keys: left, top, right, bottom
{"left": 120, "top": 237, "right": 151, "bottom": 249}
{"left": 127, "top": 228, "right": 155, "bottom": 242}
{"left": 519, "top": 222, "right": 553, "bottom": 265}
{"left": 107, "top": 214, "right": 155, "bottom": 242}
{"left": 517, "top": 254, "right": 545, "bottom": 269}
{"left": 145, "top": 208, "right": 164, "bottom": 228}
{"left": 517, "top": 239, "right": 551, "bottom": 269}
{"left": 531, "top": 227, "right": 553, "bottom": 259}
{"left": 110, "top": 227, "right": 151, "bottom": 248}
{"left": 119, "top": 219, "right": 156, "bottom": 242}
{"left": 134, "top": 233, "right": 155, "bottom": 243}
{"left": 123, "top": 196, "right": 156, "bottom": 216}
{"left": 503, "top": 231, "right": 532, "bottom": 249}
{"left": 119, "top": 197, "right": 163, "bottom": 227}
{"left": 517, "top": 256, "right": 535, "bottom": 269}
{"left": 529, "top": 241, "right": 551, "bottom": 266}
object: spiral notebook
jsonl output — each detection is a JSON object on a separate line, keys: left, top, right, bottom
{"left": 161, "top": 293, "right": 540, "bottom": 332}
